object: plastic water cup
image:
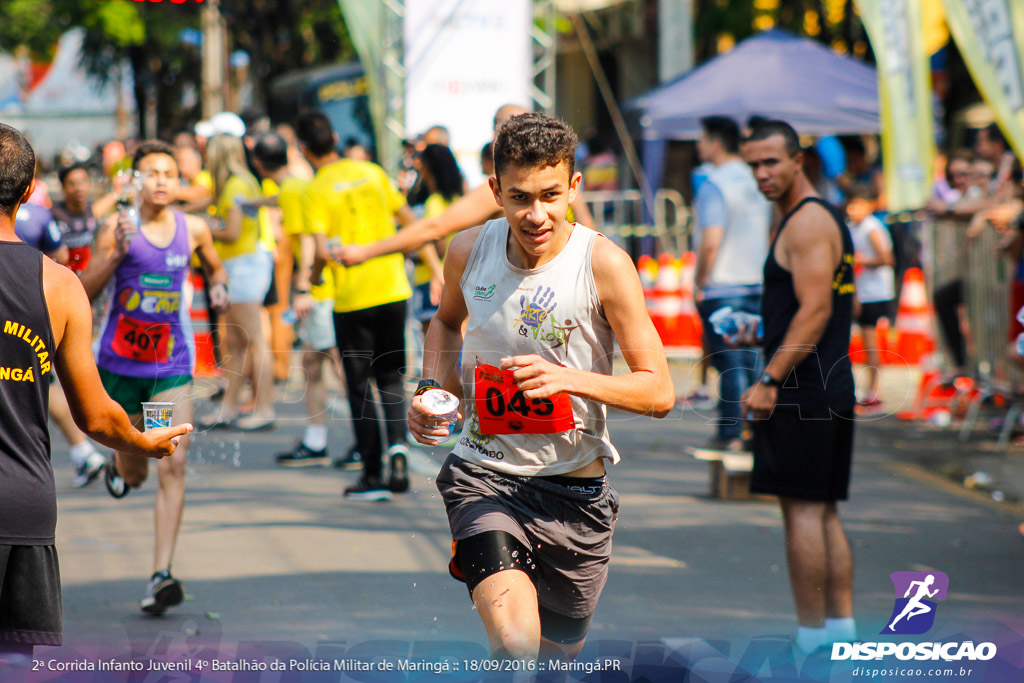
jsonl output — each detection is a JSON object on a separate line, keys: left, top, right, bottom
{"left": 327, "top": 236, "right": 344, "bottom": 262}
{"left": 419, "top": 389, "right": 459, "bottom": 444}
{"left": 142, "top": 402, "right": 175, "bottom": 431}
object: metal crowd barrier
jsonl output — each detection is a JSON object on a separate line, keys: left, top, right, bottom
{"left": 925, "top": 217, "right": 1023, "bottom": 445}
{"left": 581, "top": 189, "right": 690, "bottom": 255}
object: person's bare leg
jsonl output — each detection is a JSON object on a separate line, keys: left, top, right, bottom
{"left": 152, "top": 383, "right": 192, "bottom": 572}
{"left": 472, "top": 570, "right": 541, "bottom": 660}
{"left": 232, "top": 302, "right": 276, "bottom": 423}
{"left": 214, "top": 308, "right": 247, "bottom": 422}
{"left": 115, "top": 413, "right": 149, "bottom": 487}
{"left": 304, "top": 349, "right": 328, "bottom": 424}
{"left": 862, "top": 325, "right": 880, "bottom": 399}
{"left": 780, "top": 497, "right": 828, "bottom": 627}
{"left": 823, "top": 502, "right": 853, "bottom": 619}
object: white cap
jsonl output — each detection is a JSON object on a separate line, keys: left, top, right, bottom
{"left": 195, "top": 111, "right": 246, "bottom": 138}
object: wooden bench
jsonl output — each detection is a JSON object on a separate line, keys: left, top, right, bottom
{"left": 688, "top": 448, "right": 758, "bottom": 500}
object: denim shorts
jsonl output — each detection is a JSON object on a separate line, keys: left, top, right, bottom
{"left": 224, "top": 250, "right": 273, "bottom": 304}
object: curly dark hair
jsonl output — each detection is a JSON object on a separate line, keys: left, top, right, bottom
{"left": 493, "top": 113, "right": 577, "bottom": 183}
{"left": 132, "top": 140, "right": 178, "bottom": 171}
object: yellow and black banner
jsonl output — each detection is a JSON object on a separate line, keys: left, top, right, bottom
{"left": 857, "top": 0, "right": 935, "bottom": 212}
{"left": 941, "top": 0, "right": 1024, "bottom": 159}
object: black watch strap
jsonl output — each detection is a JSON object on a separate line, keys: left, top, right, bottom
{"left": 414, "top": 378, "right": 442, "bottom": 396}
{"left": 760, "top": 372, "right": 781, "bottom": 389}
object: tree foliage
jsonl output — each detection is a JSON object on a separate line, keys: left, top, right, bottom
{"left": 1, "top": 0, "right": 353, "bottom": 137}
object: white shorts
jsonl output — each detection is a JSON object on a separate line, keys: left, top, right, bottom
{"left": 299, "top": 298, "right": 337, "bottom": 351}
{"left": 224, "top": 250, "right": 272, "bottom": 304}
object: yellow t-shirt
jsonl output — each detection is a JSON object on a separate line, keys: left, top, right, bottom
{"left": 214, "top": 174, "right": 262, "bottom": 262}
{"left": 259, "top": 177, "right": 280, "bottom": 254}
{"left": 413, "top": 193, "right": 456, "bottom": 286}
{"left": 303, "top": 159, "right": 411, "bottom": 313}
{"left": 279, "top": 177, "right": 334, "bottom": 302}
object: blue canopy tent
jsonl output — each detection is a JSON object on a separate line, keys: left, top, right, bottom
{"left": 625, "top": 29, "right": 880, "bottom": 210}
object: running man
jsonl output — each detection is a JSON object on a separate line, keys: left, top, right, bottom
{"left": 888, "top": 575, "right": 938, "bottom": 631}
{"left": 740, "top": 120, "right": 857, "bottom": 653}
{"left": 410, "top": 113, "right": 673, "bottom": 659}
{"left": 80, "top": 140, "right": 229, "bottom": 614}
{"left": 0, "top": 123, "right": 189, "bottom": 657}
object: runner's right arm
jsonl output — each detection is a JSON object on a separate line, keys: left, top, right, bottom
{"left": 45, "top": 259, "right": 190, "bottom": 458}
{"left": 408, "top": 227, "right": 480, "bottom": 444}
{"left": 79, "top": 213, "right": 131, "bottom": 301}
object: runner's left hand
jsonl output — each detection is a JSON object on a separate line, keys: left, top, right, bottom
{"left": 337, "top": 244, "right": 369, "bottom": 266}
{"left": 500, "top": 355, "right": 574, "bottom": 400}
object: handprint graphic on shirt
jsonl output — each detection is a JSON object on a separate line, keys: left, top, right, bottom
{"left": 515, "top": 286, "right": 557, "bottom": 329}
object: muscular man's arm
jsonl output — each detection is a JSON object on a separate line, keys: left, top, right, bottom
{"left": 503, "top": 237, "right": 674, "bottom": 417}
{"left": 45, "top": 260, "right": 189, "bottom": 457}
{"left": 761, "top": 204, "right": 839, "bottom": 383}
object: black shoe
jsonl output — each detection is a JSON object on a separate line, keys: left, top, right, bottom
{"left": 276, "top": 442, "right": 330, "bottom": 468}
{"left": 333, "top": 446, "right": 363, "bottom": 470}
{"left": 343, "top": 477, "right": 392, "bottom": 501}
{"left": 385, "top": 443, "right": 410, "bottom": 493}
{"left": 103, "top": 457, "right": 131, "bottom": 499}
{"left": 140, "top": 570, "right": 184, "bottom": 615}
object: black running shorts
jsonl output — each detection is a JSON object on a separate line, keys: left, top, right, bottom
{"left": 435, "top": 454, "right": 619, "bottom": 624}
{"left": 0, "top": 545, "right": 62, "bottom": 646}
{"left": 751, "top": 408, "right": 855, "bottom": 501}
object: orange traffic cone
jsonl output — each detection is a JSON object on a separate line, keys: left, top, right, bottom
{"left": 649, "top": 254, "right": 685, "bottom": 346}
{"left": 677, "top": 251, "right": 703, "bottom": 349}
{"left": 188, "top": 272, "right": 220, "bottom": 378}
{"left": 892, "top": 268, "right": 935, "bottom": 365}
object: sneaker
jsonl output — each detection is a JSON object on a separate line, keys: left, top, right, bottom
{"left": 333, "top": 446, "right": 363, "bottom": 470}
{"left": 386, "top": 443, "right": 410, "bottom": 493}
{"left": 73, "top": 451, "right": 106, "bottom": 488}
{"left": 140, "top": 569, "right": 185, "bottom": 615}
{"left": 275, "top": 442, "right": 330, "bottom": 468}
{"left": 103, "top": 456, "right": 130, "bottom": 499}
{"left": 343, "top": 477, "right": 392, "bottom": 501}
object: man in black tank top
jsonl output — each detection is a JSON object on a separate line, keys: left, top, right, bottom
{"left": 0, "top": 124, "right": 192, "bottom": 658}
{"left": 740, "top": 120, "right": 857, "bottom": 654}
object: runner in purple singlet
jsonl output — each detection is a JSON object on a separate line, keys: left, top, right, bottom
{"left": 81, "top": 141, "right": 229, "bottom": 615}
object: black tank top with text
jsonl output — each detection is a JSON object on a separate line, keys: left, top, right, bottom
{"left": 761, "top": 197, "right": 855, "bottom": 416}
{"left": 0, "top": 241, "right": 57, "bottom": 544}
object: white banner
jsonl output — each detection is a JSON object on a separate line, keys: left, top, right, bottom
{"left": 404, "top": 0, "right": 532, "bottom": 184}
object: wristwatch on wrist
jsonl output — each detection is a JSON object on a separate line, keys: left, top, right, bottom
{"left": 414, "top": 378, "right": 442, "bottom": 396}
{"left": 759, "top": 372, "right": 781, "bottom": 389}
{"left": 294, "top": 289, "right": 310, "bottom": 295}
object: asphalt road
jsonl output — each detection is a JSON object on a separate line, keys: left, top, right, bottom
{"left": 9, "top": 371, "right": 1024, "bottom": 682}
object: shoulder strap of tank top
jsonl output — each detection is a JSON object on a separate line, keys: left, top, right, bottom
{"left": 773, "top": 195, "right": 836, "bottom": 244}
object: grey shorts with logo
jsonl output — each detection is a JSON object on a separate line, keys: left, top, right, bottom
{"left": 435, "top": 453, "right": 619, "bottom": 619}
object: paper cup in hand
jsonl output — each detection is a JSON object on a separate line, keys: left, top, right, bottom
{"left": 142, "top": 402, "right": 175, "bottom": 431}
{"left": 419, "top": 389, "right": 459, "bottom": 444}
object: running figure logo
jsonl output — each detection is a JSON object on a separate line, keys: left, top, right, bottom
{"left": 881, "top": 571, "right": 949, "bottom": 635}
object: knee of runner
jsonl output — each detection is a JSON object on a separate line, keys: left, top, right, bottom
{"left": 492, "top": 630, "right": 538, "bottom": 661}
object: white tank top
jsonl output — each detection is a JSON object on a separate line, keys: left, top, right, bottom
{"left": 454, "top": 218, "right": 620, "bottom": 476}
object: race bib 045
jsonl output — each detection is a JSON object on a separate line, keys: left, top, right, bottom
{"left": 474, "top": 364, "right": 575, "bottom": 435}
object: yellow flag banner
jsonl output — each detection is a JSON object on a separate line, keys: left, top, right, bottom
{"left": 856, "top": 0, "right": 935, "bottom": 212}
{"left": 940, "top": 0, "right": 1024, "bottom": 159}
